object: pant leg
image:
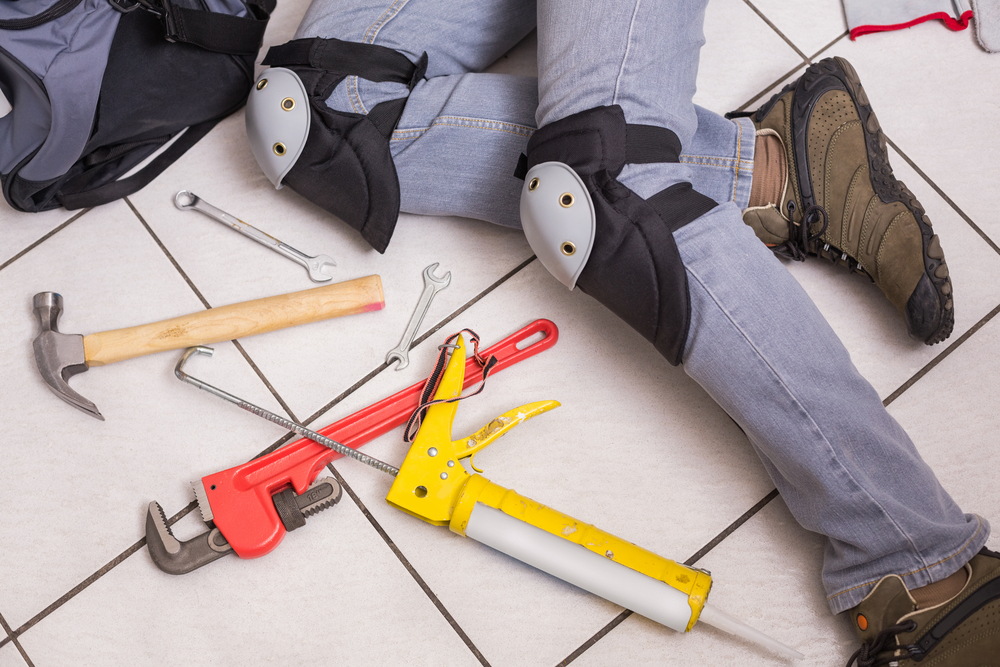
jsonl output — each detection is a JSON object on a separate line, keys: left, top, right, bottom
{"left": 534, "top": 0, "right": 987, "bottom": 613}
{"left": 295, "top": 0, "right": 538, "bottom": 226}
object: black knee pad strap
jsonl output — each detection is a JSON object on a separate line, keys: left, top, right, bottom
{"left": 523, "top": 105, "right": 717, "bottom": 365}
{"left": 260, "top": 38, "right": 427, "bottom": 253}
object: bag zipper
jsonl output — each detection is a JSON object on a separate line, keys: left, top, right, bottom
{"left": 0, "top": 0, "right": 85, "bottom": 30}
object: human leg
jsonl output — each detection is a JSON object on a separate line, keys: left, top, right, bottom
{"left": 531, "top": 0, "right": 989, "bottom": 618}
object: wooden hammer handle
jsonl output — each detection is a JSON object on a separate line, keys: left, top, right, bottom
{"left": 82, "top": 275, "right": 384, "bottom": 367}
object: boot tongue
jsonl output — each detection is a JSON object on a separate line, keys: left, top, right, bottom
{"left": 851, "top": 575, "right": 918, "bottom": 643}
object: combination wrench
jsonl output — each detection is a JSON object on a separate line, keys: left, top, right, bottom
{"left": 174, "top": 190, "right": 336, "bottom": 282}
{"left": 386, "top": 263, "right": 451, "bottom": 370}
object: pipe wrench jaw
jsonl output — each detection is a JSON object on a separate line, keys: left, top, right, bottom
{"left": 385, "top": 334, "right": 559, "bottom": 527}
{"left": 145, "top": 477, "right": 342, "bottom": 575}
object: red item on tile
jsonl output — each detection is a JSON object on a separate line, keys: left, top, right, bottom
{"left": 199, "top": 319, "right": 559, "bottom": 559}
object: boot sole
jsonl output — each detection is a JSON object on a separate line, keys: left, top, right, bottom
{"left": 756, "top": 58, "right": 954, "bottom": 345}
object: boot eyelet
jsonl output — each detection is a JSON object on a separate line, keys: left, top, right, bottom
{"left": 561, "top": 242, "right": 576, "bottom": 256}
{"left": 528, "top": 177, "right": 539, "bottom": 191}
{"left": 281, "top": 98, "right": 296, "bottom": 111}
{"left": 559, "top": 193, "right": 574, "bottom": 208}
{"left": 787, "top": 201, "right": 796, "bottom": 213}
{"left": 256, "top": 79, "right": 267, "bottom": 90}
{"left": 273, "top": 142, "right": 287, "bottom": 156}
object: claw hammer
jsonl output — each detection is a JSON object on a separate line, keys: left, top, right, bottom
{"left": 31, "top": 275, "right": 384, "bottom": 420}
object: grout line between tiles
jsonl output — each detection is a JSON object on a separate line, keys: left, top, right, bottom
{"left": 554, "top": 489, "right": 781, "bottom": 665}
{"left": 734, "top": 29, "right": 850, "bottom": 113}
{"left": 230, "top": 339, "right": 301, "bottom": 423}
{"left": 324, "top": 463, "right": 493, "bottom": 667}
{"left": 0, "top": 209, "right": 91, "bottom": 273}
{"left": 125, "top": 197, "right": 212, "bottom": 310}
{"left": 125, "top": 197, "right": 300, "bottom": 422}
{"left": 554, "top": 610, "right": 632, "bottom": 667}
{"left": 883, "top": 301, "right": 1000, "bottom": 407}
{"left": 809, "top": 31, "right": 850, "bottom": 60}
{"left": 272, "top": 254, "right": 539, "bottom": 443}
{"left": 740, "top": 0, "right": 809, "bottom": 60}
{"left": 251, "top": 256, "right": 539, "bottom": 482}
{"left": 684, "top": 488, "right": 781, "bottom": 567}
{"left": 5, "top": 501, "right": 197, "bottom": 645}
{"left": 734, "top": 62, "right": 807, "bottom": 113}
{"left": 0, "top": 611, "right": 34, "bottom": 666}
{"left": 883, "top": 137, "right": 1000, "bottom": 257}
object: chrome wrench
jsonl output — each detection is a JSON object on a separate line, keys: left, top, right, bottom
{"left": 386, "top": 263, "right": 451, "bottom": 370}
{"left": 174, "top": 190, "right": 336, "bottom": 282}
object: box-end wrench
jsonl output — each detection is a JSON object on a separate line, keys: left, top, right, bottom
{"left": 386, "top": 263, "right": 451, "bottom": 370}
{"left": 174, "top": 190, "right": 336, "bottom": 282}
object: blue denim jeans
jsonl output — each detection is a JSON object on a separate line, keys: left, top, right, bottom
{"left": 294, "top": 0, "right": 988, "bottom": 614}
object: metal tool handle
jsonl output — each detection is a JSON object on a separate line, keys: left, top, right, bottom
{"left": 174, "top": 191, "right": 336, "bottom": 282}
{"left": 175, "top": 190, "right": 282, "bottom": 250}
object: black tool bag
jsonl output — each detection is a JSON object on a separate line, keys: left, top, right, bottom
{"left": 0, "top": 0, "right": 275, "bottom": 213}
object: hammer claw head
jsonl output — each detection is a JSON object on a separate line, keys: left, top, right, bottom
{"left": 31, "top": 292, "right": 103, "bottom": 420}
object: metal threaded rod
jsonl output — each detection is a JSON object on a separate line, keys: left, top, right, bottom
{"left": 175, "top": 346, "right": 399, "bottom": 476}
{"left": 237, "top": 401, "right": 399, "bottom": 476}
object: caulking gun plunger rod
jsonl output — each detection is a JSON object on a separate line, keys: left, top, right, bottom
{"left": 174, "top": 345, "right": 803, "bottom": 661}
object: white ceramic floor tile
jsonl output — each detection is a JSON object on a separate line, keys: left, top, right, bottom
{"left": 783, "top": 142, "right": 1000, "bottom": 398}
{"left": 749, "top": 0, "right": 849, "bottom": 57}
{"left": 0, "top": 200, "right": 294, "bottom": 628}
{"left": 0, "top": 207, "right": 82, "bottom": 267}
{"left": 0, "top": 643, "right": 28, "bottom": 667}
{"left": 886, "top": 309, "right": 1000, "bottom": 526}
{"left": 572, "top": 498, "right": 856, "bottom": 666}
{"left": 126, "top": 109, "right": 534, "bottom": 423}
{"left": 697, "top": 0, "right": 805, "bottom": 113}
{"left": 15, "top": 490, "right": 482, "bottom": 667}
{"left": 301, "top": 261, "right": 778, "bottom": 665}
{"left": 811, "top": 28, "right": 1000, "bottom": 248}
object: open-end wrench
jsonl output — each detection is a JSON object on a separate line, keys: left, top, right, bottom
{"left": 386, "top": 263, "right": 451, "bottom": 370}
{"left": 174, "top": 190, "right": 336, "bottom": 282}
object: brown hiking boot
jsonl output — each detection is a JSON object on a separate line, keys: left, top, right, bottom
{"left": 845, "top": 548, "right": 1000, "bottom": 666}
{"left": 741, "top": 57, "right": 954, "bottom": 345}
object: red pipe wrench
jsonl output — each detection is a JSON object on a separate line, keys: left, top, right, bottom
{"left": 146, "top": 319, "right": 558, "bottom": 574}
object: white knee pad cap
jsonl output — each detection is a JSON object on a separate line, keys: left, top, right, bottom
{"left": 519, "top": 162, "right": 596, "bottom": 290}
{"left": 245, "top": 67, "right": 311, "bottom": 189}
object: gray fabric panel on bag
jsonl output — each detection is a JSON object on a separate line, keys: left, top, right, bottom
{"left": 0, "top": 47, "right": 50, "bottom": 175}
{"left": 0, "top": 0, "right": 119, "bottom": 182}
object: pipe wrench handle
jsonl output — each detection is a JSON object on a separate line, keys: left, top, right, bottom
{"left": 202, "top": 319, "right": 559, "bottom": 559}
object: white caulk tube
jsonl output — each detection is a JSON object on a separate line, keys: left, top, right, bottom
{"left": 465, "top": 504, "right": 803, "bottom": 660}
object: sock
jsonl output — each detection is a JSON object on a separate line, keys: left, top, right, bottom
{"left": 748, "top": 131, "right": 785, "bottom": 209}
{"left": 910, "top": 568, "right": 969, "bottom": 609}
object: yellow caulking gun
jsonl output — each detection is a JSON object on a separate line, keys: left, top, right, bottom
{"left": 386, "top": 334, "right": 803, "bottom": 660}
{"left": 163, "top": 328, "right": 803, "bottom": 659}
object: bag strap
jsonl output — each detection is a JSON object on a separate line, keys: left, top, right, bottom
{"left": 57, "top": 118, "right": 218, "bottom": 210}
{"left": 123, "top": 0, "right": 275, "bottom": 56}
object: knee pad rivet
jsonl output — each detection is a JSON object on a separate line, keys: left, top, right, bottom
{"left": 528, "top": 177, "right": 540, "bottom": 191}
{"left": 559, "top": 193, "right": 574, "bottom": 208}
{"left": 256, "top": 79, "right": 268, "bottom": 90}
{"left": 273, "top": 142, "right": 287, "bottom": 156}
{"left": 561, "top": 242, "right": 576, "bottom": 256}
{"left": 281, "top": 97, "right": 296, "bottom": 111}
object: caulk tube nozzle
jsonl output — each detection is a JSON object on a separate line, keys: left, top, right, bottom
{"left": 697, "top": 603, "right": 804, "bottom": 660}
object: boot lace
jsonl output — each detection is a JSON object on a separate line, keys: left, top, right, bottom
{"left": 771, "top": 203, "right": 828, "bottom": 262}
{"left": 845, "top": 620, "right": 918, "bottom": 667}
{"left": 771, "top": 203, "right": 870, "bottom": 276}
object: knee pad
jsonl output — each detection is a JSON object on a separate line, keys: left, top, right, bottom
{"left": 245, "top": 38, "right": 426, "bottom": 253}
{"left": 519, "top": 105, "right": 717, "bottom": 365}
